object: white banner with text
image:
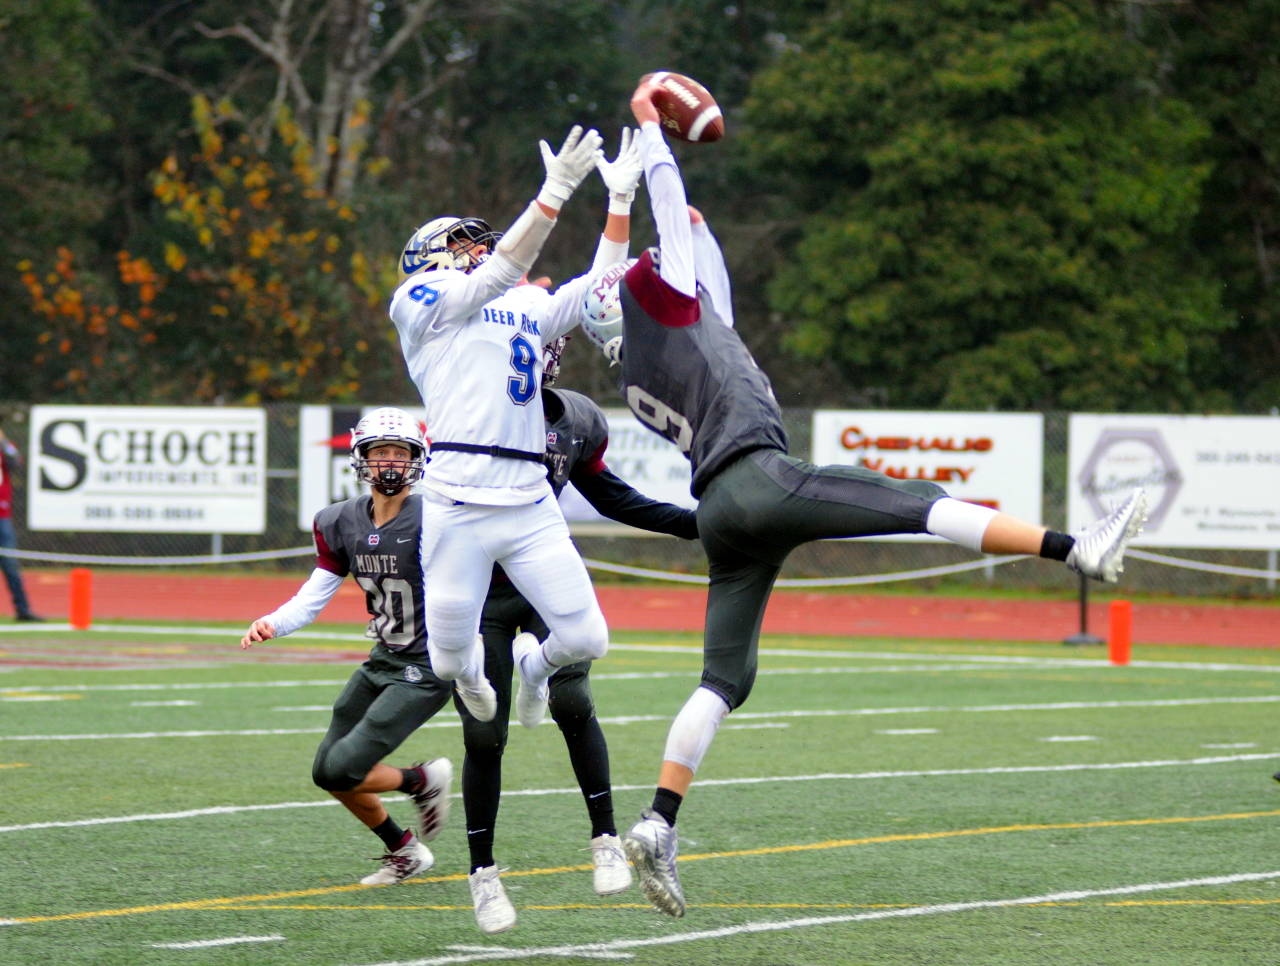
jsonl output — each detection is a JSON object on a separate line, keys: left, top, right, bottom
{"left": 28, "top": 405, "right": 267, "bottom": 533}
{"left": 1067, "top": 413, "right": 1280, "bottom": 548}
{"left": 810, "top": 410, "right": 1045, "bottom": 540}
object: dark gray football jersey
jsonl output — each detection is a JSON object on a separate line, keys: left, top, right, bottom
{"left": 313, "top": 493, "right": 427, "bottom": 655}
{"left": 542, "top": 387, "right": 609, "bottom": 496}
{"left": 617, "top": 250, "right": 788, "bottom": 497}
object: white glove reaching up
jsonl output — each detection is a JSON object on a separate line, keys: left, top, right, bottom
{"left": 596, "top": 127, "right": 642, "bottom": 214}
{"left": 537, "top": 125, "right": 604, "bottom": 210}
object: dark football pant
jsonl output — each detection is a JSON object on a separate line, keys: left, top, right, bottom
{"left": 695, "top": 447, "right": 947, "bottom": 710}
{"left": 312, "top": 646, "right": 453, "bottom": 792}
{"left": 456, "top": 578, "right": 613, "bottom": 868}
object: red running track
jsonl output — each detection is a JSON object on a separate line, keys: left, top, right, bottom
{"left": 14, "top": 569, "right": 1278, "bottom": 648}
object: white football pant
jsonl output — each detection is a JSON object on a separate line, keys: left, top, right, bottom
{"left": 419, "top": 493, "right": 608, "bottom": 681}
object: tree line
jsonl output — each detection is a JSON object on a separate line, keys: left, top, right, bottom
{"left": 2, "top": 0, "right": 1276, "bottom": 412}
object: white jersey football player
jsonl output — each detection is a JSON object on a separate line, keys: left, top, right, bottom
{"left": 388, "top": 125, "right": 643, "bottom": 732}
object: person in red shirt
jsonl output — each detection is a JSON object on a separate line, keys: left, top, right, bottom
{"left": 0, "top": 426, "right": 41, "bottom": 622}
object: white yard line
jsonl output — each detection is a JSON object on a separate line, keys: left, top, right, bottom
{"left": 3, "top": 751, "right": 1277, "bottom": 834}
{"left": 2, "top": 622, "right": 1277, "bottom": 673}
{"left": 347, "top": 871, "right": 1280, "bottom": 966}
{"left": 4, "top": 694, "right": 1280, "bottom": 742}
{"left": 0, "top": 680, "right": 348, "bottom": 693}
{"left": 151, "top": 934, "right": 284, "bottom": 949}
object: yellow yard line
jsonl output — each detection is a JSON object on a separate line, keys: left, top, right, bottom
{"left": 213, "top": 898, "right": 1280, "bottom": 913}
{"left": 6, "top": 808, "right": 1278, "bottom": 925}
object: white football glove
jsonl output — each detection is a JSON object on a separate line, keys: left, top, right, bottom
{"left": 596, "top": 127, "right": 642, "bottom": 214}
{"left": 537, "top": 125, "right": 604, "bottom": 210}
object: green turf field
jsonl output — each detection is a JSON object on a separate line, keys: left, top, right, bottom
{"left": 2, "top": 623, "right": 1278, "bottom": 965}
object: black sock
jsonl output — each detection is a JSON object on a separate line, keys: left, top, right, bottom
{"left": 467, "top": 826, "right": 496, "bottom": 873}
{"left": 372, "top": 816, "right": 410, "bottom": 851}
{"left": 397, "top": 766, "right": 425, "bottom": 795}
{"left": 1040, "top": 530, "right": 1075, "bottom": 562}
{"left": 585, "top": 789, "right": 616, "bottom": 839}
{"left": 651, "top": 787, "right": 683, "bottom": 827}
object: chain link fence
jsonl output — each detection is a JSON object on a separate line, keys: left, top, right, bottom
{"left": 1, "top": 401, "right": 1275, "bottom": 599}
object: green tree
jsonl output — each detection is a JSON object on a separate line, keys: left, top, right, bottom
{"left": 0, "top": 0, "right": 109, "bottom": 400}
{"left": 746, "top": 0, "right": 1232, "bottom": 411}
{"left": 1142, "top": 0, "right": 1280, "bottom": 411}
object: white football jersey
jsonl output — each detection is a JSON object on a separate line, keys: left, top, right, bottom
{"left": 389, "top": 251, "right": 591, "bottom": 505}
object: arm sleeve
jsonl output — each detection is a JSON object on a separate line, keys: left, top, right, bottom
{"left": 637, "top": 121, "right": 696, "bottom": 298}
{"left": 259, "top": 568, "right": 345, "bottom": 638}
{"left": 570, "top": 462, "right": 698, "bottom": 539}
{"left": 590, "top": 233, "right": 630, "bottom": 276}
{"left": 389, "top": 252, "right": 526, "bottom": 346}
{"left": 691, "top": 220, "right": 734, "bottom": 328}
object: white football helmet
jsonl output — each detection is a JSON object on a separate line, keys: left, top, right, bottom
{"left": 399, "top": 216, "right": 501, "bottom": 281}
{"left": 581, "top": 259, "right": 635, "bottom": 364}
{"left": 350, "top": 407, "right": 427, "bottom": 495}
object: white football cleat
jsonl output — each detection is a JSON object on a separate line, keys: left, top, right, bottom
{"left": 455, "top": 676, "right": 498, "bottom": 723}
{"left": 623, "top": 810, "right": 685, "bottom": 917}
{"left": 407, "top": 757, "right": 452, "bottom": 843}
{"left": 360, "top": 835, "right": 433, "bottom": 886}
{"left": 513, "top": 632, "right": 549, "bottom": 729}
{"left": 468, "top": 864, "right": 516, "bottom": 934}
{"left": 590, "top": 833, "right": 632, "bottom": 895}
{"left": 1066, "top": 487, "right": 1149, "bottom": 583}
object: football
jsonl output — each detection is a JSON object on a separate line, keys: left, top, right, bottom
{"left": 641, "top": 71, "right": 725, "bottom": 143}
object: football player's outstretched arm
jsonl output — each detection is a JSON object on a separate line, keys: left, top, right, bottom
{"left": 630, "top": 81, "right": 696, "bottom": 299}
{"left": 497, "top": 124, "right": 603, "bottom": 274}
{"left": 391, "top": 126, "right": 604, "bottom": 342}
{"left": 689, "top": 206, "right": 734, "bottom": 328}
{"left": 540, "top": 128, "right": 644, "bottom": 341}
{"left": 572, "top": 462, "right": 698, "bottom": 539}
{"left": 239, "top": 567, "right": 343, "bottom": 649}
{"left": 591, "top": 127, "right": 641, "bottom": 274}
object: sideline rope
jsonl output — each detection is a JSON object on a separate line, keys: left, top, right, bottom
{"left": 1127, "top": 549, "right": 1280, "bottom": 581}
{"left": 582, "top": 555, "right": 1030, "bottom": 588}
{"left": 1, "top": 547, "right": 1276, "bottom": 585}
{"left": 0, "top": 547, "right": 313, "bottom": 566}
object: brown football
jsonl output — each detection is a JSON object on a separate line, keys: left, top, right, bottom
{"left": 641, "top": 71, "right": 725, "bottom": 143}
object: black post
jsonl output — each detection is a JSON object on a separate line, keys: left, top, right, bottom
{"left": 1062, "top": 572, "right": 1102, "bottom": 646}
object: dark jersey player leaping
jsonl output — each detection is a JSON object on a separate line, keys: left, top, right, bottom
{"left": 579, "top": 77, "right": 1149, "bottom": 920}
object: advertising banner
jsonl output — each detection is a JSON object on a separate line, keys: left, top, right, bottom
{"left": 1067, "top": 414, "right": 1280, "bottom": 549}
{"left": 28, "top": 406, "right": 266, "bottom": 533}
{"left": 810, "top": 410, "right": 1045, "bottom": 539}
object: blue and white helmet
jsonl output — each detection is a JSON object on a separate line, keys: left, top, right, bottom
{"left": 580, "top": 260, "right": 635, "bottom": 364}
{"left": 399, "top": 216, "right": 501, "bottom": 281}
{"left": 350, "top": 408, "right": 427, "bottom": 495}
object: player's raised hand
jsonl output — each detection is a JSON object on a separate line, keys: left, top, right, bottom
{"left": 630, "top": 78, "right": 661, "bottom": 126}
{"left": 240, "top": 618, "right": 276, "bottom": 649}
{"left": 538, "top": 125, "right": 605, "bottom": 209}
{"left": 596, "top": 127, "right": 642, "bottom": 207}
